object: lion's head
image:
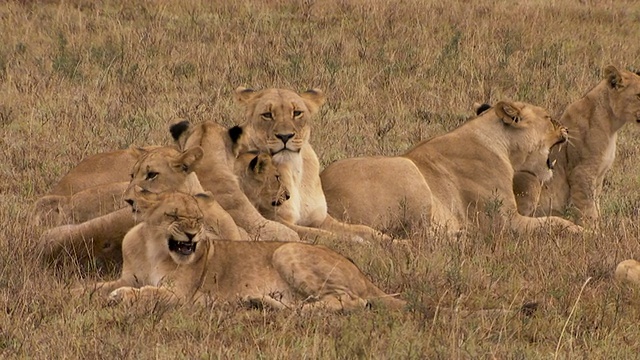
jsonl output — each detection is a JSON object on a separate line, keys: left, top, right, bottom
{"left": 134, "top": 190, "right": 210, "bottom": 265}
{"left": 233, "top": 87, "right": 326, "bottom": 155}
{"left": 235, "top": 151, "right": 290, "bottom": 214}
{"left": 124, "top": 147, "right": 205, "bottom": 211}
{"left": 603, "top": 65, "right": 640, "bottom": 125}
{"left": 489, "top": 101, "right": 568, "bottom": 183}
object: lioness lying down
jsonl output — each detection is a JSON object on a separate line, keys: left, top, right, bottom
{"left": 615, "top": 259, "right": 640, "bottom": 287}
{"left": 77, "top": 190, "right": 405, "bottom": 311}
{"left": 38, "top": 146, "right": 240, "bottom": 265}
{"left": 321, "top": 101, "right": 582, "bottom": 236}
{"left": 513, "top": 65, "right": 640, "bottom": 224}
{"left": 31, "top": 146, "right": 161, "bottom": 227}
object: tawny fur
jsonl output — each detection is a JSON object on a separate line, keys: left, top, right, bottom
{"left": 38, "top": 146, "right": 239, "bottom": 264}
{"left": 615, "top": 259, "right": 640, "bottom": 287}
{"left": 75, "top": 191, "right": 405, "bottom": 312}
{"left": 234, "top": 87, "right": 388, "bottom": 242}
{"left": 321, "top": 101, "right": 583, "bottom": 236}
{"left": 170, "top": 120, "right": 300, "bottom": 242}
{"left": 514, "top": 65, "right": 640, "bottom": 225}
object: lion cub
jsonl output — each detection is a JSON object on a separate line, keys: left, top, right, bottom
{"left": 76, "top": 190, "right": 405, "bottom": 311}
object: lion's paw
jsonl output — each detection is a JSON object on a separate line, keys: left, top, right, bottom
{"left": 108, "top": 287, "right": 137, "bottom": 306}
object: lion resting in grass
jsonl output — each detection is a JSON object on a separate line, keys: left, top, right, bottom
{"left": 321, "top": 101, "right": 582, "bottom": 236}
{"left": 615, "top": 259, "right": 640, "bottom": 287}
{"left": 513, "top": 66, "right": 640, "bottom": 225}
{"left": 31, "top": 146, "right": 162, "bottom": 227}
{"left": 168, "top": 120, "right": 299, "bottom": 242}
{"left": 77, "top": 190, "right": 405, "bottom": 311}
{"left": 38, "top": 146, "right": 240, "bottom": 265}
{"left": 230, "top": 87, "right": 387, "bottom": 242}
{"left": 234, "top": 151, "right": 291, "bottom": 213}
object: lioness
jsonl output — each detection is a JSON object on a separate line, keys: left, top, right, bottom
{"left": 78, "top": 190, "right": 405, "bottom": 311}
{"left": 231, "top": 87, "right": 387, "bottom": 242}
{"left": 38, "top": 146, "right": 240, "bottom": 264}
{"left": 321, "top": 101, "right": 582, "bottom": 236}
{"left": 513, "top": 66, "right": 640, "bottom": 224}
{"left": 31, "top": 146, "right": 161, "bottom": 227}
{"left": 615, "top": 259, "right": 640, "bottom": 287}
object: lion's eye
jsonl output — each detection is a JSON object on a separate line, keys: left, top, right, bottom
{"left": 261, "top": 112, "right": 273, "bottom": 120}
{"left": 293, "top": 110, "right": 303, "bottom": 118}
{"left": 146, "top": 171, "right": 159, "bottom": 180}
{"left": 275, "top": 175, "right": 281, "bottom": 182}
{"left": 129, "top": 173, "right": 134, "bottom": 180}
{"left": 164, "top": 212, "right": 179, "bottom": 219}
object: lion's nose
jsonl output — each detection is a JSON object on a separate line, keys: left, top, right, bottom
{"left": 125, "top": 198, "right": 135, "bottom": 207}
{"left": 275, "top": 133, "right": 294, "bottom": 144}
{"left": 185, "top": 232, "right": 196, "bottom": 241}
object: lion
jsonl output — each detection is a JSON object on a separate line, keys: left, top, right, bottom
{"left": 230, "top": 87, "right": 388, "bottom": 242}
{"left": 320, "top": 101, "right": 583, "bottom": 236}
{"left": 38, "top": 146, "right": 241, "bottom": 265}
{"left": 513, "top": 65, "right": 640, "bottom": 225}
{"left": 233, "top": 150, "right": 366, "bottom": 241}
{"left": 168, "top": 120, "right": 300, "bottom": 242}
{"left": 234, "top": 151, "right": 291, "bottom": 213}
{"left": 31, "top": 146, "right": 163, "bottom": 227}
{"left": 615, "top": 259, "right": 640, "bottom": 287}
{"left": 76, "top": 190, "right": 405, "bottom": 312}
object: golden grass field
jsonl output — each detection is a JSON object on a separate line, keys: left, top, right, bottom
{"left": 2, "top": 0, "right": 640, "bottom": 358}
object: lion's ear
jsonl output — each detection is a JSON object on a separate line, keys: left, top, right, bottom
{"left": 473, "top": 103, "right": 491, "bottom": 116}
{"left": 604, "top": 65, "right": 624, "bottom": 89}
{"left": 234, "top": 86, "right": 257, "bottom": 104}
{"left": 495, "top": 101, "right": 522, "bottom": 126}
{"left": 248, "top": 153, "right": 271, "bottom": 175}
{"left": 300, "top": 88, "right": 326, "bottom": 115}
{"left": 177, "top": 147, "right": 204, "bottom": 172}
{"left": 130, "top": 146, "right": 149, "bottom": 159}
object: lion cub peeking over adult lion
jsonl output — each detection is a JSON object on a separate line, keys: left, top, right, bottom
{"left": 320, "top": 101, "right": 582, "bottom": 237}
{"left": 225, "top": 86, "right": 389, "bottom": 242}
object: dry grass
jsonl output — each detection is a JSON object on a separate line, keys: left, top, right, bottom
{"left": 2, "top": 0, "right": 640, "bottom": 358}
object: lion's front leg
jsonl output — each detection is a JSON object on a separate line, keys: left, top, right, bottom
{"left": 320, "top": 214, "right": 390, "bottom": 243}
{"left": 513, "top": 171, "right": 543, "bottom": 216}
{"left": 509, "top": 214, "right": 583, "bottom": 234}
{"left": 567, "top": 165, "right": 600, "bottom": 225}
{"left": 38, "top": 207, "right": 136, "bottom": 263}
{"left": 71, "top": 278, "right": 133, "bottom": 299}
{"left": 108, "top": 286, "right": 184, "bottom": 307}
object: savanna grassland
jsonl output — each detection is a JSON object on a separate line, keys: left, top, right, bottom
{"left": 2, "top": 0, "right": 640, "bottom": 358}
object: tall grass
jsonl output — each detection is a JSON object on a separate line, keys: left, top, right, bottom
{"left": 2, "top": 0, "right": 640, "bottom": 357}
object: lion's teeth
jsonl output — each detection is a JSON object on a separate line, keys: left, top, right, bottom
{"left": 552, "top": 159, "right": 557, "bottom": 168}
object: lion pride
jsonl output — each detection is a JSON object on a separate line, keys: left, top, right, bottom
{"left": 321, "top": 101, "right": 582, "bottom": 236}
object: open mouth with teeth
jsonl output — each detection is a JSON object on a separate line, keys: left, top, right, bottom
{"left": 168, "top": 238, "right": 197, "bottom": 256}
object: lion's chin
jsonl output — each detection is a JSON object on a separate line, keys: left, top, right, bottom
{"left": 271, "top": 147, "right": 300, "bottom": 155}
{"left": 168, "top": 238, "right": 197, "bottom": 256}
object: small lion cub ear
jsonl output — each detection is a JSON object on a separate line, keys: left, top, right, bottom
{"left": 234, "top": 86, "right": 257, "bottom": 104}
{"left": 300, "top": 88, "right": 326, "bottom": 115}
{"left": 249, "top": 154, "right": 271, "bottom": 174}
{"left": 495, "top": 101, "right": 522, "bottom": 126}
{"left": 604, "top": 65, "right": 624, "bottom": 89}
